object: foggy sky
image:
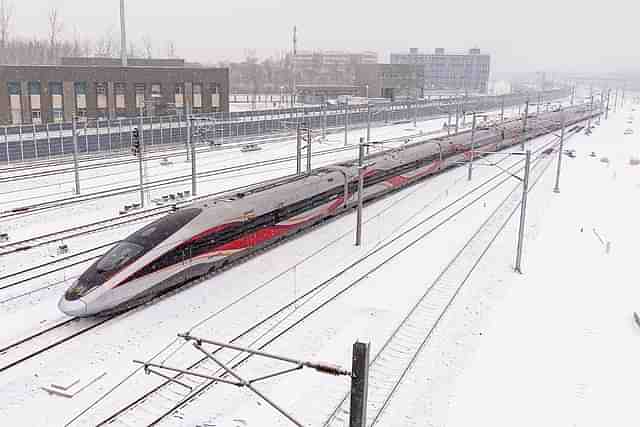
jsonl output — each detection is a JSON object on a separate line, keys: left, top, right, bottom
{"left": 11, "top": 0, "right": 639, "bottom": 73}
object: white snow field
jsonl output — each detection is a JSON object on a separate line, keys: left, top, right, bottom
{"left": 0, "top": 98, "right": 599, "bottom": 427}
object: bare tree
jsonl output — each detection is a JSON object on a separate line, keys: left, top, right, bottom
{"left": 71, "top": 26, "right": 82, "bottom": 56}
{"left": 0, "top": 0, "right": 12, "bottom": 49}
{"left": 128, "top": 41, "right": 139, "bottom": 58}
{"left": 141, "top": 35, "right": 153, "bottom": 59}
{"left": 48, "top": 7, "right": 63, "bottom": 51}
{"left": 166, "top": 40, "right": 176, "bottom": 58}
{"left": 94, "top": 28, "right": 116, "bottom": 57}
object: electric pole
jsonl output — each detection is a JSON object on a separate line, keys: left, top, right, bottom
{"left": 521, "top": 99, "right": 529, "bottom": 150}
{"left": 71, "top": 117, "right": 81, "bottom": 195}
{"left": 138, "top": 115, "right": 145, "bottom": 208}
{"left": 514, "top": 150, "right": 531, "bottom": 274}
{"left": 306, "top": 126, "right": 312, "bottom": 173}
{"left": 291, "top": 26, "right": 297, "bottom": 107}
{"left": 120, "top": 0, "right": 128, "bottom": 67}
{"left": 355, "top": 144, "right": 365, "bottom": 246}
{"left": 189, "top": 116, "right": 197, "bottom": 197}
{"left": 344, "top": 105, "right": 348, "bottom": 146}
{"left": 366, "top": 103, "right": 371, "bottom": 143}
{"left": 467, "top": 112, "right": 476, "bottom": 181}
{"left": 553, "top": 113, "right": 566, "bottom": 193}
{"left": 296, "top": 124, "right": 302, "bottom": 175}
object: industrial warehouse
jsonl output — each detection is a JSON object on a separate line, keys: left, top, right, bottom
{"left": 0, "top": 58, "right": 229, "bottom": 125}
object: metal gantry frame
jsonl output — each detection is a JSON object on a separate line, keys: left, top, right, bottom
{"left": 134, "top": 333, "right": 357, "bottom": 427}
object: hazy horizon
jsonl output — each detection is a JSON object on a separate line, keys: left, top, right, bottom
{"left": 7, "top": 0, "right": 639, "bottom": 74}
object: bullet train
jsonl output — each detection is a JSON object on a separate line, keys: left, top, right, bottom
{"left": 59, "top": 107, "right": 594, "bottom": 316}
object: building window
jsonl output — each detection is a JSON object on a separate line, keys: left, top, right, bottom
{"left": 115, "top": 82, "right": 126, "bottom": 111}
{"left": 29, "top": 81, "right": 42, "bottom": 124}
{"left": 28, "top": 81, "right": 41, "bottom": 95}
{"left": 210, "top": 83, "right": 220, "bottom": 109}
{"left": 96, "top": 82, "right": 108, "bottom": 115}
{"left": 135, "top": 83, "right": 145, "bottom": 109}
{"left": 151, "top": 83, "right": 161, "bottom": 98}
{"left": 53, "top": 110, "right": 64, "bottom": 122}
{"left": 49, "top": 82, "right": 63, "bottom": 123}
{"left": 193, "top": 83, "right": 202, "bottom": 112}
{"left": 8, "top": 81, "right": 22, "bottom": 124}
{"left": 174, "top": 83, "right": 184, "bottom": 110}
{"left": 74, "top": 81, "right": 88, "bottom": 120}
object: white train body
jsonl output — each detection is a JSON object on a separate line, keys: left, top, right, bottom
{"left": 59, "top": 108, "right": 594, "bottom": 316}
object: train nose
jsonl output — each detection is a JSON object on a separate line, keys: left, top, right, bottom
{"left": 58, "top": 296, "right": 87, "bottom": 317}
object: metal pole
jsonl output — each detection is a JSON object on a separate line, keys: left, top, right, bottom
{"left": 296, "top": 124, "right": 302, "bottom": 175}
{"left": 553, "top": 113, "right": 566, "bottom": 193}
{"left": 138, "top": 116, "right": 145, "bottom": 208}
{"left": 447, "top": 109, "right": 451, "bottom": 136}
{"left": 349, "top": 341, "right": 370, "bottom": 427}
{"left": 366, "top": 103, "right": 371, "bottom": 143}
{"left": 306, "top": 126, "right": 311, "bottom": 174}
{"left": 4, "top": 127, "right": 8, "bottom": 163}
{"left": 500, "top": 95, "right": 505, "bottom": 123}
{"left": 584, "top": 90, "right": 593, "bottom": 135}
{"left": 570, "top": 86, "right": 575, "bottom": 106}
{"left": 413, "top": 101, "right": 417, "bottom": 127}
{"left": 613, "top": 88, "right": 619, "bottom": 113}
{"left": 32, "top": 123, "right": 38, "bottom": 159}
{"left": 454, "top": 103, "right": 459, "bottom": 134}
{"left": 355, "top": 144, "right": 365, "bottom": 246}
{"left": 514, "top": 150, "right": 531, "bottom": 274}
{"left": 521, "top": 99, "right": 529, "bottom": 150}
{"left": 120, "top": 0, "right": 128, "bottom": 66}
{"left": 344, "top": 105, "right": 348, "bottom": 146}
{"left": 46, "top": 123, "right": 51, "bottom": 157}
{"left": 71, "top": 117, "right": 80, "bottom": 195}
{"left": 190, "top": 117, "right": 197, "bottom": 197}
{"left": 605, "top": 89, "right": 611, "bottom": 120}
{"left": 467, "top": 112, "right": 476, "bottom": 181}
{"left": 321, "top": 103, "right": 326, "bottom": 140}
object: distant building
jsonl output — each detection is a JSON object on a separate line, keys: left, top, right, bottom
{"left": 354, "top": 64, "right": 424, "bottom": 100}
{"left": 390, "top": 48, "right": 491, "bottom": 94}
{"left": 293, "top": 50, "right": 378, "bottom": 86}
{"left": 296, "top": 84, "right": 361, "bottom": 104}
{"left": 0, "top": 58, "right": 229, "bottom": 125}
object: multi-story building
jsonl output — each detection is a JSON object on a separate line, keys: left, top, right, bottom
{"left": 391, "top": 48, "right": 490, "bottom": 94}
{"left": 354, "top": 64, "right": 424, "bottom": 100}
{"left": 293, "top": 50, "right": 378, "bottom": 86}
{"left": 0, "top": 59, "right": 229, "bottom": 125}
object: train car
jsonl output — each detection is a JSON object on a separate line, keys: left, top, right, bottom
{"left": 59, "top": 108, "right": 596, "bottom": 316}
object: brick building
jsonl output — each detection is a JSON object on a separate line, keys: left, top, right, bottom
{"left": 0, "top": 60, "right": 229, "bottom": 125}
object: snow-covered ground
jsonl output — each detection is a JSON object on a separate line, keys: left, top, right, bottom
{"left": 0, "top": 96, "right": 594, "bottom": 426}
{"left": 442, "top": 106, "right": 640, "bottom": 427}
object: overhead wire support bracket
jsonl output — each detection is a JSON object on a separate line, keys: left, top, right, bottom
{"left": 128, "top": 332, "right": 355, "bottom": 426}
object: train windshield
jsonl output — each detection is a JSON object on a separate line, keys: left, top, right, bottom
{"left": 126, "top": 208, "right": 202, "bottom": 248}
{"left": 96, "top": 242, "right": 145, "bottom": 273}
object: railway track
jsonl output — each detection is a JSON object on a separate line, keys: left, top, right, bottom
{"left": 91, "top": 120, "right": 589, "bottom": 427}
{"left": 323, "top": 134, "right": 564, "bottom": 426}
{"left": 88, "top": 131, "right": 562, "bottom": 426}
{"left": 0, "top": 113, "right": 582, "bottom": 383}
{"left": 0, "top": 317, "right": 114, "bottom": 374}
{"left": 0, "top": 144, "right": 363, "bottom": 221}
